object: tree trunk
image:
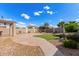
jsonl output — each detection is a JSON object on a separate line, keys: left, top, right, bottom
{"left": 63, "top": 26, "right": 66, "bottom": 40}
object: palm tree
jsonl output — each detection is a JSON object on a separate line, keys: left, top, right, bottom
{"left": 57, "top": 21, "right": 66, "bottom": 40}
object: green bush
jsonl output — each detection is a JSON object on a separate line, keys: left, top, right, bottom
{"left": 54, "top": 34, "right": 63, "bottom": 38}
{"left": 66, "top": 33, "right": 79, "bottom": 42}
{"left": 55, "top": 33, "right": 79, "bottom": 42}
{"left": 63, "top": 40, "right": 78, "bottom": 49}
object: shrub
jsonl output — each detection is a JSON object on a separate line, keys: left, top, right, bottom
{"left": 63, "top": 40, "right": 78, "bottom": 49}
{"left": 66, "top": 33, "right": 79, "bottom": 42}
{"left": 54, "top": 34, "right": 63, "bottom": 38}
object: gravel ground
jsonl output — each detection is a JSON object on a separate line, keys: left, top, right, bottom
{"left": 49, "top": 39, "right": 79, "bottom": 56}
{"left": 0, "top": 37, "right": 44, "bottom": 56}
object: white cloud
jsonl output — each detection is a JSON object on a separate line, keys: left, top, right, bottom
{"left": 53, "top": 25, "right": 58, "bottom": 28}
{"left": 5, "top": 18, "right": 13, "bottom": 21}
{"left": 34, "top": 11, "right": 43, "bottom": 16}
{"left": 49, "top": 24, "right": 58, "bottom": 28}
{"left": 29, "top": 23, "right": 37, "bottom": 26}
{"left": 29, "top": 23, "right": 34, "bottom": 26}
{"left": 0, "top": 18, "right": 13, "bottom": 21}
{"left": 21, "top": 13, "right": 30, "bottom": 20}
{"left": 34, "top": 12, "right": 40, "bottom": 16}
{"left": 16, "top": 22, "right": 26, "bottom": 27}
{"left": 47, "top": 11, "right": 53, "bottom": 15}
{"left": 49, "top": 24, "right": 53, "bottom": 27}
{"left": 44, "top": 5, "right": 50, "bottom": 10}
{"left": 76, "top": 19, "right": 79, "bottom": 22}
{"left": 59, "top": 19, "right": 64, "bottom": 22}
{"left": 18, "top": 22, "right": 26, "bottom": 25}
{"left": 33, "top": 5, "right": 56, "bottom": 16}
{"left": 38, "top": 11, "right": 43, "bottom": 13}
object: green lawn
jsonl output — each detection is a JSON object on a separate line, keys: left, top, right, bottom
{"left": 36, "top": 33, "right": 59, "bottom": 40}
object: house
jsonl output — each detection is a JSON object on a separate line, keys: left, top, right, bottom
{"left": 27, "top": 24, "right": 38, "bottom": 33}
{"left": 53, "top": 27, "right": 63, "bottom": 33}
{"left": 16, "top": 27, "right": 28, "bottom": 34}
{"left": 46, "top": 27, "right": 63, "bottom": 33}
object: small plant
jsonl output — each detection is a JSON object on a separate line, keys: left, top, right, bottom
{"left": 63, "top": 40, "right": 78, "bottom": 49}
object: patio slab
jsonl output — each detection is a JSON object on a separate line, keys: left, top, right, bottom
{"left": 13, "top": 33, "right": 64, "bottom": 56}
{"left": 0, "top": 37, "right": 44, "bottom": 56}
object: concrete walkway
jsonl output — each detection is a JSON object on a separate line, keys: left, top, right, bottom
{"left": 13, "top": 33, "right": 64, "bottom": 56}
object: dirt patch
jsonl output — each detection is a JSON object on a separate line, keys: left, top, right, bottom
{"left": 49, "top": 39, "right": 79, "bottom": 56}
{"left": 0, "top": 37, "right": 44, "bottom": 56}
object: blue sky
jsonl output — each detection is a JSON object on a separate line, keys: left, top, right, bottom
{"left": 0, "top": 3, "right": 79, "bottom": 27}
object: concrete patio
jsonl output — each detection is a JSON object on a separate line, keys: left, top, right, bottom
{"left": 13, "top": 33, "right": 64, "bottom": 56}
{"left": 0, "top": 32, "right": 64, "bottom": 56}
{"left": 0, "top": 36, "right": 44, "bottom": 56}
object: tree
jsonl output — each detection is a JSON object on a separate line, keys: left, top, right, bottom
{"left": 57, "top": 21, "right": 79, "bottom": 32}
{"left": 77, "top": 22, "right": 79, "bottom": 32}
{"left": 43, "top": 23, "right": 50, "bottom": 32}
{"left": 39, "top": 23, "right": 50, "bottom": 32}
{"left": 57, "top": 21, "right": 66, "bottom": 40}
{"left": 57, "top": 21, "right": 66, "bottom": 34}
{"left": 38, "top": 26, "right": 45, "bottom": 32}
{"left": 65, "top": 21, "right": 79, "bottom": 32}
{"left": 57, "top": 21, "right": 65, "bottom": 27}
{"left": 44, "top": 23, "right": 49, "bottom": 27}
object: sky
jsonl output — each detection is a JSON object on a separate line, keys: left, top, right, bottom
{"left": 0, "top": 3, "right": 79, "bottom": 28}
